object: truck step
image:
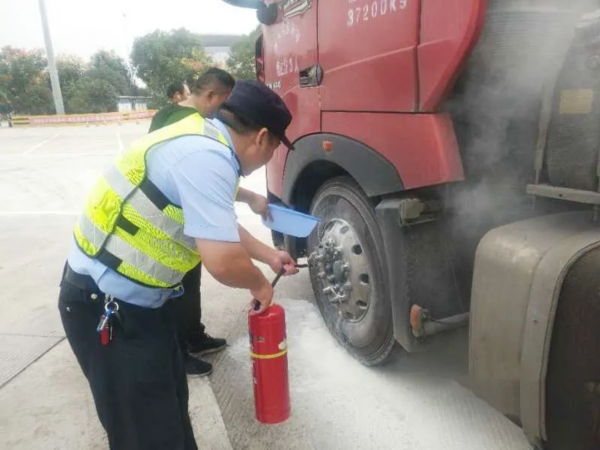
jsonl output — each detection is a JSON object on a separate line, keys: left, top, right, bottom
{"left": 527, "top": 184, "right": 600, "bottom": 205}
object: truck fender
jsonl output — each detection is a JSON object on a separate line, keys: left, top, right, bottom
{"left": 469, "top": 211, "right": 600, "bottom": 446}
{"left": 281, "top": 133, "right": 404, "bottom": 205}
{"left": 520, "top": 226, "right": 600, "bottom": 444}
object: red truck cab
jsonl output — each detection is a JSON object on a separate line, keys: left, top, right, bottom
{"left": 262, "top": 0, "right": 483, "bottom": 197}
{"left": 225, "top": 1, "right": 600, "bottom": 448}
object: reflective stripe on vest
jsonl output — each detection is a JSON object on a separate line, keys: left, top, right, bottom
{"left": 74, "top": 113, "right": 234, "bottom": 288}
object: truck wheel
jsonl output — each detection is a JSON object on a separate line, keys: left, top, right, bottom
{"left": 307, "top": 177, "right": 395, "bottom": 366}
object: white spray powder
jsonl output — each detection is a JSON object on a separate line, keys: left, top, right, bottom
{"left": 228, "top": 299, "right": 532, "bottom": 450}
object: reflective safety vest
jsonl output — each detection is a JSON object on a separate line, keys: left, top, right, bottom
{"left": 74, "top": 113, "right": 232, "bottom": 289}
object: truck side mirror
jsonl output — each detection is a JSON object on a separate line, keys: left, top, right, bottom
{"left": 257, "top": 3, "right": 279, "bottom": 25}
{"left": 221, "top": 0, "right": 265, "bottom": 8}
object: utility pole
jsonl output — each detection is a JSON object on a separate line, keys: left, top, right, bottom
{"left": 38, "top": 0, "right": 64, "bottom": 114}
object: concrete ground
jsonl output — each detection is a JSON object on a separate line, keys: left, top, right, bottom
{"left": 0, "top": 123, "right": 532, "bottom": 449}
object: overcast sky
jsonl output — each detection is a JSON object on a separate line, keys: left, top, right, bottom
{"left": 0, "top": 0, "right": 258, "bottom": 60}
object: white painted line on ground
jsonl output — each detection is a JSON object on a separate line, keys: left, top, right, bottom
{"left": 116, "top": 129, "right": 124, "bottom": 153}
{"left": 188, "top": 378, "right": 233, "bottom": 450}
{"left": 23, "top": 133, "right": 61, "bottom": 156}
{"left": 0, "top": 211, "right": 79, "bottom": 216}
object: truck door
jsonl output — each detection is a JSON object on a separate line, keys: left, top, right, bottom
{"left": 263, "top": 0, "right": 321, "bottom": 197}
{"left": 318, "top": 0, "right": 420, "bottom": 112}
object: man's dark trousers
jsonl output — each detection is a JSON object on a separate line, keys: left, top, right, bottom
{"left": 176, "top": 263, "right": 204, "bottom": 350}
{"left": 58, "top": 267, "right": 197, "bottom": 450}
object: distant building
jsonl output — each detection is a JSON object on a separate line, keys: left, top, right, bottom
{"left": 200, "top": 35, "right": 243, "bottom": 69}
{"left": 205, "top": 46, "right": 230, "bottom": 68}
{"left": 117, "top": 96, "right": 151, "bottom": 112}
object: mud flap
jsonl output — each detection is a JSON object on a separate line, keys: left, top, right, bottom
{"left": 375, "top": 198, "right": 463, "bottom": 353}
{"left": 469, "top": 211, "right": 600, "bottom": 447}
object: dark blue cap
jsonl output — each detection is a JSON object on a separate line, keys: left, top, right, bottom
{"left": 222, "top": 80, "right": 294, "bottom": 150}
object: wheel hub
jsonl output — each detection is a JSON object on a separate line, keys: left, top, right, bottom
{"left": 310, "top": 219, "right": 371, "bottom": 322}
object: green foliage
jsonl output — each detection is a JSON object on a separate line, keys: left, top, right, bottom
{"left": 62, "top": 50, "right": 128, "bottom": 113}
{"left": 15, "top": 83, "right": 54, "bottom": 115}
{"left": 0, "top": 45, "right": 143, "bottom": 115}
{"left": 227, "top": 27, "right": 261, "bottom": 80}
{"left": 131, "top": 28, "right": 213, "bottom": 101}
{"left": 0, "top": 46, "right": 53, "bottom": 113}
{"left": 85, "top": 67, "right": 129, "bottom": 95}
{"left": 132, "top": 86, "right": 149, "bottom": 97}
{"left": 0, "top": 27, "right": 247, "bottom": 115}
{"left": 56, "top": 55, "right": 86, "bottom": 90}
{"left": 91, "top": 50, "right": 129, "bottom": 78}
{"left": 65, "top": 76, "right": 118, "bottom": 113}
{"left": 90, "top": 50, "right": 134, "bottom": 94}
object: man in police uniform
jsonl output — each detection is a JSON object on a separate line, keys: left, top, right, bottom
{"left": 58, "top": 80, "right": 297, "bottom": 449}
{"left": 148, "top": 68, "right": 273, "bottom": 376}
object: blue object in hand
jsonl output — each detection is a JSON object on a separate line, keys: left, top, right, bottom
{"left": 262, "top": 204, "right": 321, "bottom": 238}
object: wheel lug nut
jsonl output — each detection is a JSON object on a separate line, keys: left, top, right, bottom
{"left": 335, "top": 295, "right": 347, "bottom": 304}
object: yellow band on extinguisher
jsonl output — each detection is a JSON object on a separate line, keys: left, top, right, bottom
{"left": 250, "top": 349, "right": 288, "bottom": 360}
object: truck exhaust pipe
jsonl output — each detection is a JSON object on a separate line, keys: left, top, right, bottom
{"left": 410, "top": 305, "right": 470, "bottom": 339}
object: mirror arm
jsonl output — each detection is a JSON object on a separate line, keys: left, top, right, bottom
{"left": 221, "top": 0, "right": 265, "bottom": 9}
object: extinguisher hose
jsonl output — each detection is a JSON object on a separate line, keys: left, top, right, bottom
{"left": 252, "top": 262, "right": 309, "bottom": 311}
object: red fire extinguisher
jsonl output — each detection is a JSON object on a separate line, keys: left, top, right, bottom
{"left": 248, "top": 271, "right": 291, "bottom": 424}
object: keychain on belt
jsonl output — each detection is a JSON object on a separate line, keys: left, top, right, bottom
{"left": 97, "top": 295, "right": 120, "bottom": 346}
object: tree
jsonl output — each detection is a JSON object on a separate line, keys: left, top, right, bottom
{"left": 91, "top": 50, "right": 129, "bottom": 78}
{"left": 131, "top": 28, "right": 213, "bottom": 102}
{"left": 56, "top": 54, "right": 86, "bottom": 91}
{"left": 0, "top": 47, "right": 54, "bottom": 114}
{"left": 0, "top": 46, "right": 142, "bottom": 115}
{"left": 86, "top": 66, "right": 129, "bottom": 95}
{"left": 90, "top": 50, "right": 134, "bottom": 95}
{"left": 66, "top": 76, "right": 118, "bottom": 113}
{"left": 15, "top": 83, "right": 54, "bottom": 115}
{"left": 227, "top": 27, "right": 261, "bottom": 80}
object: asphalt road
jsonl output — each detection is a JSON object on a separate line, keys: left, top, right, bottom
{"left": 0, "top": 122, "right": 532, "bottom": 450}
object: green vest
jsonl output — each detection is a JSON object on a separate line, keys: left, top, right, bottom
{"left": 74, "top": 113, "right": 232, "bottom": 288}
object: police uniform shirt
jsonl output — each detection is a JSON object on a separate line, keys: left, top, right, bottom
{"left": 67, "top": 119, "right": 241, "bottom": 308}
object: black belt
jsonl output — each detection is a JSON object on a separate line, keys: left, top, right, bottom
{"left": 63, "top": 263, "right": 103, "bottom": 295}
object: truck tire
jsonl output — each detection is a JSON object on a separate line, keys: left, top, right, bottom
{"left": 307, "top": 177, "right": 395, "bottom": 366}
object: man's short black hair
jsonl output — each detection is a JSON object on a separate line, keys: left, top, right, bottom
{"left": 194, "top": 68, "right": 236, "bottom": 94}
{"left": 166, "top": 81, "right": 186, "bottom": 100}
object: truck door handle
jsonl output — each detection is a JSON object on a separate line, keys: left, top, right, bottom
{"left": 299, "top": 65, "right": 323, "bottom": 87}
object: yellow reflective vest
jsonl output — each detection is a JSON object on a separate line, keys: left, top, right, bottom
{"left": 74, "top": 113, "right": 232, "bottom": 289}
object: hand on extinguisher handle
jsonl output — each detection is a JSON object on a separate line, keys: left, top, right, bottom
{"left": 252, "top": 300, "right": 261, "bottom": 312}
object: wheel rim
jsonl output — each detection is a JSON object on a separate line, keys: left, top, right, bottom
{"left": 311, "top": 219, "right": 371, "bottom": 322}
